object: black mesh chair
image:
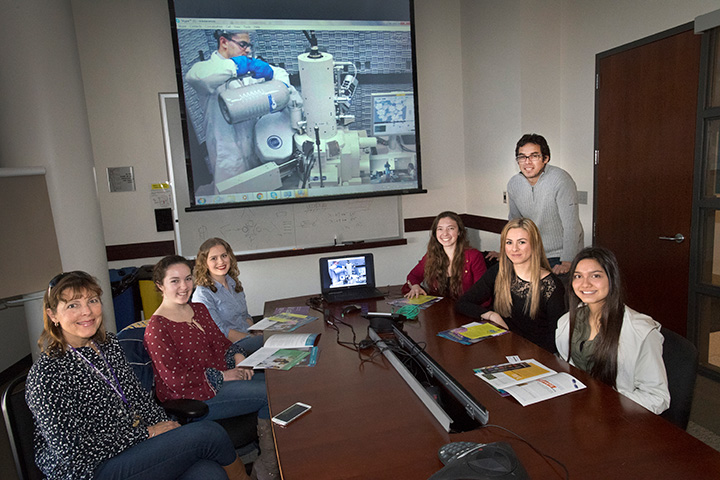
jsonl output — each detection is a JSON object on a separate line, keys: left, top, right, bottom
{"left": 660, "top": 327, "right": 698, "bottom": 430}
{"left": 1, "top": 370, "right": 206, "bottom": 480}
{"left": 2, "top": 364, "right": 255, "bottom": 480}
{"left": 2, "top": 374, "right": 43, "bottom": 480}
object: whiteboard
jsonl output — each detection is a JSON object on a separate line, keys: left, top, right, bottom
{"left": 159, "top": 94, "right": 402, "bottom": 256}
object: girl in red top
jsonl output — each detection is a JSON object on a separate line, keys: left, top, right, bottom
{"left": 144, "top": 255, "right": 278, "bottom": 480}
{"left": 403, "top": 211, "right": 487, "bottom": 300}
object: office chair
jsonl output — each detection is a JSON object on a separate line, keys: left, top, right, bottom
{"left": 660, "top": 327, "right": 698, "bottom": 430}
{"left": 2, "top": 374, "right": 44, "bottom": 480}
{"left": 116, "top": 321, "right": 258, "bottom": 453}
{"left": 481, "top": 251, "right": 498, "bottom": 269}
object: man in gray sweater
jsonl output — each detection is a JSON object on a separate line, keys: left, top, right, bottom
{"left": 506, "top": 133, "right": 583, "bottom": 275}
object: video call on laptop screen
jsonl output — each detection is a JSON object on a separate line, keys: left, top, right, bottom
{"left": 325, "top": 256, "right": 368, "bottom": 289}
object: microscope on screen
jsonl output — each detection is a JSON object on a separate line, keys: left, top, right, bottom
{"left": 213, "top": 30, "right": 416, "bottom": 194}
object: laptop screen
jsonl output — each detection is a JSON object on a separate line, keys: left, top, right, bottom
{"left": 319, "top": 254, "right": 376, "bottom": 291}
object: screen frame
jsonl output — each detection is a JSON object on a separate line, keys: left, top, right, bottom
{"left": 166, "top": 0, "right": 425, "bottom": 212}
{"left": 319, "top": 253, "right": 377, "bottom": 292}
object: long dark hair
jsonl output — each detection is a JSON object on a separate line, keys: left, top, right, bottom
{"left": 153, "top": 255, "right": 193, "bottom": 291}
{"left": 423, "top": 211, "right": 470, "bottom": 299}
{"left": 566, "top": 246, "right": 624, "bottom": 388}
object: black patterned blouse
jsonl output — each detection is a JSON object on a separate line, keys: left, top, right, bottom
{"left": 25, "top": 332, "right": 168, "bottom": 480}
{"left": 455, "top": 263, "right": 566, "bottom": 353}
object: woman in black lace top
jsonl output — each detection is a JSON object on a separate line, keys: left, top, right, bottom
{"left": 455, "top": 218, "right": 566, "bottom": 352}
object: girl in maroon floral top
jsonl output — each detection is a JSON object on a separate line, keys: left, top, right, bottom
{"left": 144, "top": 255, "right": 278, "bottom": 479}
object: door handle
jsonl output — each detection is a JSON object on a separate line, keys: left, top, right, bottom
{"left": 658, "top": 233, "right": 685, "bottom": 243}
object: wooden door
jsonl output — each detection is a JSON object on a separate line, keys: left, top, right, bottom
{"left": 595, "top": 27, "right": 701, "bottom": 336}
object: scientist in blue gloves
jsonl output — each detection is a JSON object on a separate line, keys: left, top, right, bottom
{"left": 185, "top": 31, "right": 290, "bottom": 188}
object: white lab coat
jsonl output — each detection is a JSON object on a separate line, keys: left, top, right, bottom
{"left": 556, "top": 306, "right": 670, "bottom": 414}
{"left": 185, "top": 51, "right": 290, "bottom": 185}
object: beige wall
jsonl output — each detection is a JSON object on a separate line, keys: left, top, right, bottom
{"left": 72, "top": 0, "right": 178, "bottom": 246}
{"left": 463, "top": 0, "right": 720, "bottom": 252}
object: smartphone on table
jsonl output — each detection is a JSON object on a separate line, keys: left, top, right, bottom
{"left": 271, "top": 402, "right": 312, "bottom": 427}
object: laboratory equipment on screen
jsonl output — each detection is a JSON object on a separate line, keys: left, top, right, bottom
{"left": 213, "top": 30, "right": 417, "bottom": 195}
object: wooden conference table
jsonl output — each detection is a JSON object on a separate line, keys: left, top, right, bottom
{"left": 263, "top": 288, "right": 720, "bottom": 479}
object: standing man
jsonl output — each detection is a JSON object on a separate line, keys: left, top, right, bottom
{"left": 185, "top": 30, "right": 289, "bottom": 187}
{"left": 506, "top": 133, "right": 584, "bottom": 275}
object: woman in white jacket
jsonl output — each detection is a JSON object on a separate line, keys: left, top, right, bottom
{"left": 555, "top": 247, "right": 670, "bottom": 414}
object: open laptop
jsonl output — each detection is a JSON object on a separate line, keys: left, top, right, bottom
{"left": 319, "top": 253, "right": 385, "bottom": 303}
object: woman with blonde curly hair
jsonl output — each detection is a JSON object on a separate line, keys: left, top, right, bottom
{"left": 402, "top": 211, "right": 487, "bottom": 300}
{"left": 192, "top": 237, "right": 263, "bottom": 354}
{"left": 456, "top": 218, "right": 566, "bottom": 352}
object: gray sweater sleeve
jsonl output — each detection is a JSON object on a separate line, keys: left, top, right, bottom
{"left": 554, "top": 169, "right": 583, "bottom": 262}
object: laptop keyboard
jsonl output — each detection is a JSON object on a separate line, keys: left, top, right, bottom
{"left": 324, "top": 287, "right": 383, "bottom": 303}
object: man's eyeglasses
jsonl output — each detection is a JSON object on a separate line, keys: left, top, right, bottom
{"left": 515, "top": 153, "right": 543, "bottom": 163}
{"left": 229, "top": 39, "right": 252, "bottom": 49}
{"left": 48, "top": 271, "right": 92, "bottom": 293}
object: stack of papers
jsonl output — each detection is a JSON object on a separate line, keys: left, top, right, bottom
{"left": 238, "top": 333, "right": 320, "bottom": 370}
{"left": 438, "top": 321, "right": 507, "bottom": 345}
{"left": 249, "top": 312, "right": 318, "bottom": 332}
{"left": 474, "top": 359, "right": 586, "bottom": 406}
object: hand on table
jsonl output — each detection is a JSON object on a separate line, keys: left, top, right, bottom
{"left": 481, "top": 311, "right": 508, "bottom": 329}
{"left": 404, "top": 284, "right": 427, "bottom": 299}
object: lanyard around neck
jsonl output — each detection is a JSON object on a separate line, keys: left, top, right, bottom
{"left": 70, "top": 343, "right": 129, "bottom": 407}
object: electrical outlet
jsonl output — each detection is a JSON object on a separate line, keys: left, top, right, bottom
{"left": 578, "top": 191, "right": 588, "bottom": 205}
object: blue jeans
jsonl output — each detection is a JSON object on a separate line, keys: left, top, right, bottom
{"left": 204, "top": 375, "right": 270, "bottom": 420}
{"left": 94, "top": 421, "right": 236, "bottom": 480}
{"left": 236, "top": 334, "right": 264, "bottom": 355}
{"left": 548, "top": 257, "right": 561, "bottom": 268}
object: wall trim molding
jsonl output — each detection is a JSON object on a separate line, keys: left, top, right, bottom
{"left": 404, "top": 214, "right": 506, "bottom": 234}
{"left": 106, "top": 214, "right": 506, "bottom": 262}
{"left": 106, "top": 241, "right": 176, "bottom": 262}
{"left": 106, "top": 238, "right": 408, "bottom": 262}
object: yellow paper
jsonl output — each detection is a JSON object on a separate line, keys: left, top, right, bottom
{"left": 406, "top": 295, "right": 435, "bottom": 305}
{"left": 504, "top": 364, "right": 551, "bottom": 382}
{"left": 460, "top": 323, "right": 504, "bottom": 339}
{"left": 267, "top": 313, "right": 305, "bottom": 323}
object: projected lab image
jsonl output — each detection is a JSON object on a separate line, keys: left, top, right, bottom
{"left": 175, "top": 24, "right": 419, "bottom": 207}
{"left": 327, "top": 257, "right": 368, "bottom": 288}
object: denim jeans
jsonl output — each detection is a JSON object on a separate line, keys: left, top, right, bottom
{"left": 93, "top": 420, "right": 236, "bottom": 480}
{"left": 204, "top": 374, "right": 270, "bottom": 420}
{"left": 236, "top": 333, "right": 264, "bottom": 355}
